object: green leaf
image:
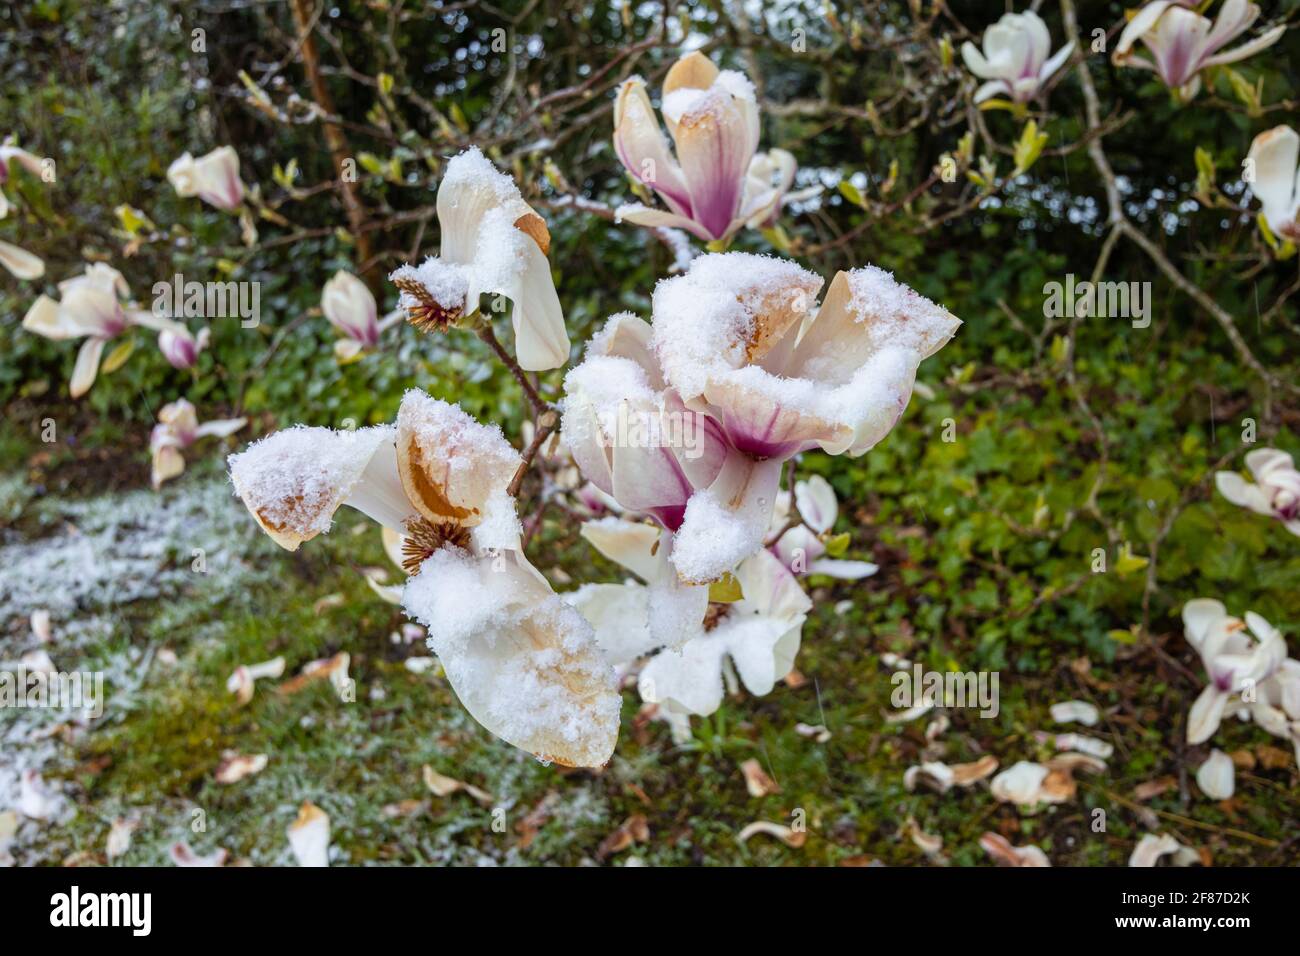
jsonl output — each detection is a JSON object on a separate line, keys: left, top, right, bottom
{"left": 708, "top": 573, "right": 744, "bottom": 603}
{"left": 824, "top": 532, "right": 851, "bottom": 558}
{"left": 101, "top": 339, "right": 135, "bottom": 375}
{"left": 837, "top": 179, "right": 867, "bottom": 208}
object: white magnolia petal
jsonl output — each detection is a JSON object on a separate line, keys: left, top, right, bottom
{"left": 69, "top": 337, "right": 106, "bottom": 399}
{"left": 794, "top": 474, "right": 838, "bottom": 533}
{"left": 670, "top": 453, "right": 784, "bottom": 585}
{"left": 1195, "top": 749, "right": 1235, "bottom": 800}
{"left": 1187, "top": 684, "right": 1229, "bottom": 745}
{"left": 0, "top": 238, "right": 43, "bottom": 279}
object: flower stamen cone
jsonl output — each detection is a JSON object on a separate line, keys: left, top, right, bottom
{"left": 400, "top": 516, "right": 471, "bottom": 575}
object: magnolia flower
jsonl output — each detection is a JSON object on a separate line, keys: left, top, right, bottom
{"left": 158, "top": 325, "right": 211, "bottom": 370}
{"left": 167, "top": 146, "right": 245, "bottom": 211}
{"left": 0, "top": 141, "right": 49, "bottom": 279}
{"left": 1215, "top": 448, "right": 1300, "bottom": 536}
{"left": 1245, "top": 126, "right": 1300, "bottom": 243}
{"left": 227, "top": 389, "right": 619, "bottom": 767}
{"left": 388, "top": 147, "right": 568, "bottom": 371}
{"left": 0, "top": 141, "right": 46, "bottom": 219}
{"left": 769, "top": 474, "right": 878, "bottom": 579}
{"left": 1113, "top": 0, "right": 1284, "bottom": 102}
{"left": 1182, "top": 599, "right": 1287, "bottom": 744}
{"left": 572, "top": 517, "right": 810, "bottom": 718}
{"left": 615, "top": 51, "right": 790, "bottom": 244}
{"left": 321, "top": 269, "right": 402, "bottom": 362}
{"left": 150, "top": 399, "right": 246, "bottom": 490}
{"left": 650, "top": 253, "right": 959, "bottom": 583}
{"left": 21, "top": 263, "right": 183, "bottom": 397}
{"left": 961, "top": 10, "right": 1074, "bottom": 104}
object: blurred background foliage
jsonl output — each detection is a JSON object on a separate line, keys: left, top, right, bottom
{"left": 1, "top": 0, "right": 1299, "bottom": 834}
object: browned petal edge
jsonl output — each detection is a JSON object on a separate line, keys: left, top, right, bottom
{"left": 396, "top": 431, "right": 475, "bottom": 523}
{"left": 513, "top": 211, "right": 551, "bottom": 257}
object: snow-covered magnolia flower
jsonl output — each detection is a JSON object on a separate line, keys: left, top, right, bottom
{"left": 1113, "top": 0, "right": 1285, "bottom": 102}
{"left": 571, "top": 516, "right": 810, "bottom": 718}
{"left": 650, "top": 253, "right": 959, "bottom": 583}
{"left": 769, "top": 474, "right": 878, "bottom": 579}
{"left": 616, "top": 51, "right": 789, "bottom": 245}
{"left": 158, "top": 324, "right": 211, "bottom": 370}
{"left": 21, "top": 263, "right": 183, "bottom": 397}
{"left": 1182, "top": 599, "right": 1287, "bottom": 745}
{"left": 961, "top": 10, "right": 1074, "bottom": 104}
{"left": 227, "top": 389, "right": 619, "bottom": 767}
{"left": 167, "top": 146, "right": 245, "bottom": 211}
{"left": 388, "top": 147, "right": 568, "bottom": 371}
{"left": 321, "top": 269, "right": 403, "bottom": 362}
{"left": 1215, "top": 448, "right": 1300, "bottom": 536}
{"left": 150, "top": 399, "right": 246, "bottom": 490}
{"left": 1245, "top": 126, "right": 1300, "bottom": 243}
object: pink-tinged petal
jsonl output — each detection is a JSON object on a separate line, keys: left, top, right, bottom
{"left": 670, "top": 452, "right": 784, "bottom": 584}
{"left": 671, "top": 90, "right": 756, "bottom": 241}
{"left": 1200, "top": 23, "right": 1284, "bottom": 69}
{"left": 704, "top": 377, "right": 846, "bottom": 459}
{"left": 794, "top": 474, "right": 838, "bottom": 533}
{"left": 611, "top": 436, "right": 693, "bottom": 529}
{"left": 0, "top": 239, "right": 43, "bottom": 279}
{"left": 69, "top": 337, "right": 106, "bottom": 399}
{"left": 1198, "top": 0, "right": 1258, "bottom": 60}
{"left": 662, "top": 389, "right": 727, "bottom": 490}
{"left": 613, "top": 78, "right": 691, "bottom": 214}
{"left": 615, "top": 202, "right": 715, "bottom": 241}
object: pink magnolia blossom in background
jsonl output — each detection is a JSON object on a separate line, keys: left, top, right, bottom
{"left": 1113, "top": 0, "right": 1284, "bottom": 102}
{"left": 614, "top": 51, "right": 800, "bottom": 245}
{"left": 1216, "top": 447, "right": 1300, "bottom": 536}
{"left": 320, "top": 269, "right": 402, "bottom": 361}
{"left": 158, "top": 324, "right": 211, "bottom": 370}
{"left": 149, "top": 398, "right": 245, "bottom": 489}
{"left": 21, "top": 263, "right": 184, "bottom": 397}
{"left": 167, "top": 145, "right": 245, "bottom": 211}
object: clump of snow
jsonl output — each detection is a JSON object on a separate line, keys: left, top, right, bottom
{"left": 670, "top": 482, "right": 772, "bottom": 584}
{"left": 441, "top": 146, "right": 523, "bottom": 209}
{"left": 390, "top": 259, "right": 469, "bottom": 311}
{"left": 228, "top": 425, "right": 394, "bottom": 542}
{"left": 469, "top": 206, "right": 531, "bottom": 294}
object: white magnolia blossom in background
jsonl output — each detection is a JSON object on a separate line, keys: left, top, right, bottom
{"left": 227, "top": 388, "right": 619, "bottom": 767}
{"left": 167, "top": 145, "right": 245, "bottom": 211}
{"left": 571, "top": 516, "right": 811, "bottom": 718}
{"left": 1245, "top": 125, "right": 1300, "bottom": 243}
{"left": 1113, "top": 0, "right": 1284, "bottom": 102}
{"left": 1182, "top": 599, "right": 1300, "bottom": 762}
{"left": 961, "top": 10, "right": 1074, "bottom": 104}
{"left": 321, "top": 269, "right": 402, "bottom": 362}
{"left": 150, "top": 399, "right": 245, "bottom": 490}
{"left": 388, "top": 147, "right": 569, "bottom": 371}
{"left": 158, "top": 324, "right": 211, "bottom": 370}
{"left": 614, "top": 51, "right": 796, "bottom": 244}
{"left": 1215, "top": 447, "right": 1300, "bottom": 537}
{"left": 22, "top": 263, "right": 184, "bottom": 397}
{"left": 0, "top": 139, "right": 50, "bottom": 279}
{"left": 744, "top": 149, "right": 821, "bottom": 229}
{"left": 769, "top": 474, "right": 878, "bottom": 580}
